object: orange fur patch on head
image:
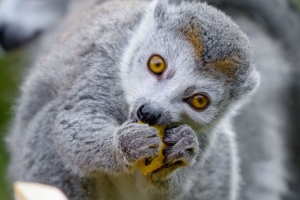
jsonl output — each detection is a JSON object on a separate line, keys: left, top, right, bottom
{"left": 181, "top": 19, "right": 241, "bottom": 83}
{"left": 181, "top": 18, "right": 203, "bottom": 58}
{"left": 206, "top": 55, "right": 241, "bottom": 82}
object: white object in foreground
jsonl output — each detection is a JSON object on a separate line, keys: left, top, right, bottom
{"left": 14, "top": 182, "right": 68, "bottom": 200}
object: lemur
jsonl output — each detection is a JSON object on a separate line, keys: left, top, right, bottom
{"left": 7, "top": 0, "right": 260, "bottom": 199}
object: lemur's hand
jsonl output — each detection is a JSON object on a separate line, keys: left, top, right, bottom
{"left": 115, "top": 121, "right": 161, "bottom": 164}
{"left": 162, "top": 125, "right": 199, "bottom": 169}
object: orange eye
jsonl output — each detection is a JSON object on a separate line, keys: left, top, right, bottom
{"left": 189, "top": 94, "right": 209, "bottom": 110}
{"left": 148, "top": 55, "right": 166, "bottom": 75}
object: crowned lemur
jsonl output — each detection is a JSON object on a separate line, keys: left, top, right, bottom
{"left": 6, "top": 0, "right": 299, "bottom": 200}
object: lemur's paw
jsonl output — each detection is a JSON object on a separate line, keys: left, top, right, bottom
{"left": 162, "top": 125, "right": 198, "bottom": 168}
{"left": 116, "top": 121, "right": 161, "bottom": 163}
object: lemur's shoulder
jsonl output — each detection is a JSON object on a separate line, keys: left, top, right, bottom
{"left": 28, "top": 0, "right": 147, "bottom": 91}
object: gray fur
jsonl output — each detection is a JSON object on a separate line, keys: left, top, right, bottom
{"left": 202, "top": 1, "right": 300, "bottom": 200}
{"left": 7, "top": 0, "right": 261, "bottom": 199}
{"left": 232, "top": 14, "right": 290, "bottom": 200}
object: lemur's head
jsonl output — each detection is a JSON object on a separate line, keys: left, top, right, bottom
{"left": 120, "top": 0, "right": 260, "bottom": 131}
{"left": 0, "top": 0, "right": 71, "bottom": 51}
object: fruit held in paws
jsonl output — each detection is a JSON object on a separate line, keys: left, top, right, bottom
{"left": 138, "top": 122, "right": 166, "bottom": 175}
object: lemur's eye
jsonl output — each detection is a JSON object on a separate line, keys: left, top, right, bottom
{"left": 148, "top": 55, "right": 166, "bottom": 75}
{"left": 189, "top": 94, "right": 209, "bottom": 110}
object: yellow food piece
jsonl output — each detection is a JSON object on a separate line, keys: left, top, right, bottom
{"left": 14, "top": 181, "right": 68, "bottom": 200}
{"left": 138, "top": 122, "right": 166, "bottom": 175}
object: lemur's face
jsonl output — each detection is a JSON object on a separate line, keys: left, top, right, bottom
{"left": 0, "top": 0, "right": 70, "bottom": 51}
{"left": 121, "top": 0, "right": 259, "bottom": 130}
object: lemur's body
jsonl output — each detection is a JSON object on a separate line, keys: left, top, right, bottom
{"left": 205, "top": 1, "right": 300, "bottom": 200}
{"left": 7, "top": 0, "right": 260, "bottom": 200}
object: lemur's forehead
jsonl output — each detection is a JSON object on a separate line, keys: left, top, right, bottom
{"left": 180, "top": 20, "right": 246, "bottom": 83}
{"left": 167, "top": 3, "right": 252, "bottom": 84}
{"left": 181, "top": 18, "right": 203, "bottom": 58}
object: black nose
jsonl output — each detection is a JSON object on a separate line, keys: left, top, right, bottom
{"left": 137, "top": 104, "right": 161, "bottom": 125}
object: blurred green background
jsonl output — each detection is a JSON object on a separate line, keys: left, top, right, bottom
{"left": 0, "top": 50, "right": 23, "bottom": 200}
{"left": 0, "top": 1, "right": 300, "bottom": 200}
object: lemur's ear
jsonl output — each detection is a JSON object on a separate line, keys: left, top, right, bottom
{"left": 237, "top": 67, "right": 260, "bottom": 98}
{"left": 246, "top": 69, "right": 260, "bottom": 93}
{"left": 154, "top": 0, "right": 167, "bottom": 22}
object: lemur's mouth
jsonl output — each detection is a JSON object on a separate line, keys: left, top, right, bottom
{"left": 151, "top": 165, "right": 166, "bottom": 174}
{"left": 151, "top": 160, "right": 185, "bottom": 174}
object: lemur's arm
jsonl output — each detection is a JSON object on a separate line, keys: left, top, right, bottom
{"left": 52, "top": 69, "right": 161, "bottom": 176}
